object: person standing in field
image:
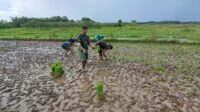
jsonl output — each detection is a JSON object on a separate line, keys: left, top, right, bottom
{"left": 77, "top": 26, "right": 94, "bottom": 70}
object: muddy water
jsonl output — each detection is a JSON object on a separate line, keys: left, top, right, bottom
{"left": 0, "top": 41, "right": 199, "bottom": 112}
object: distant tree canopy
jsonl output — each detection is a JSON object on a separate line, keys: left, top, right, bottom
{"left": 1, "top": 16, "right": 200, "bottom": 28}
{"left": 131, "top": 20, "right": 137, "bottom": 24}
{"left": 117, "top": 19, "right": 123, "bottom": 27}
{"left": 0, "top": 16, "right": 120, "bottom": 28}
{"left": 81, "top": 17, "right": 95, "bottom": 22}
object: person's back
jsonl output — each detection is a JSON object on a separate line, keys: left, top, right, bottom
{"left": 96, "top": 41, "right": 108, "bottom": 49}
{"left": 96, "top": 41, "right": 113, "bottom": 61}
{"left": 61, "top": 39, "right": 76, "bottom": 54}
{"left": 62, "top": 41, "right": 71, "bottom": 49}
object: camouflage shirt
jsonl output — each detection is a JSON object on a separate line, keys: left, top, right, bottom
{"left": 77, "top": 34, "right": 91, "bottom": 50}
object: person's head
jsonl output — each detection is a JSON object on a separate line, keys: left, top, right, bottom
{"left": 107, "top": 44, "right": 113, "bottom": 50}
{"left": 68, "top": 39, "right": 76, "bottom": 45}
{"left": 96, "top": 34, "right": 104, "bottom": 41}
{"left": 82, "top": 26, "right": 88, "bottom": 34}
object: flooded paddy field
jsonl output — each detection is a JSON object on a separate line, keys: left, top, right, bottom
{"left": 0, "top": 41, "right": 200, "bottom": 112}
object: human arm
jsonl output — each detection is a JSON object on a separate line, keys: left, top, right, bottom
{"left": 87, "top": 36, "right": 95, "bottom": 49}
{"left": 77, "top": 35, "right": 87, "bottom": 52}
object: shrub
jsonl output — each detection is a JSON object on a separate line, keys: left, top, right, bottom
{"left": 95, "top": 82, "right": 105, "bottom": 100}
{"left": 51, "top": 60, "right": 64, "bottom": 77}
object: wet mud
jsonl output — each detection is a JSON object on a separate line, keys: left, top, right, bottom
{"left": 0, "top": 41, "right": 199, "bottom": 112}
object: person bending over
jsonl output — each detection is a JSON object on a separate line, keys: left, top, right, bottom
{"left": 96, "top": 41, "right": 113, "bottom": 61}
{"left": 61, "top": 39, "right": 76, "bottom": 55}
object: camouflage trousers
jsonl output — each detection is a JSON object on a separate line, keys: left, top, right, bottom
{"left": 79, "top": 49, "right": 88, "bottom": 65}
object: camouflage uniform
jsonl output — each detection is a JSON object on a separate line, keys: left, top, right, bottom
{"left": 77, "top": 34, "right": 91, "bottom": 65}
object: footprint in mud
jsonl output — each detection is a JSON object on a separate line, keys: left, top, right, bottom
{"left": 80, "top": 72, "right": 94, "bottom": 103}
{"left": 53, "top": 77, "right": 65, "bottom": 85}
{"left": 95, "top": 62, "right": 111, "bottom": 78}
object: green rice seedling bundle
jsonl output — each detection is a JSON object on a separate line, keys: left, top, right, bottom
{"left": 95, "top": 46, "right": 100, "bottom": 52}
{"left": 95, "top": 82, "right": 105, "bottom": 100}
{"left": 51, "top": 60, "right": 64, "bottom": 77}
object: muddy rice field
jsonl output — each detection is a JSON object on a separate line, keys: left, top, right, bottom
{"left": 0, "top": 41, "right": 200, "bottom": 112}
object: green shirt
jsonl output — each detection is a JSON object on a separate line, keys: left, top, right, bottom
{"left": 77, "top": 34, "right": 90, "bottom": 50}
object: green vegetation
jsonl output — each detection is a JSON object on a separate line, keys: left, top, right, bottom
{"left": 107, "top": 42, "right": 200, "bottom": 91}
{"left": 95, "top": 82, "right": 105, "bottom": 100}
{"left": 51, "top": 60, "right": 64, "bottom": 77}
{"left": 1, "top": 24, "right": 200, "bottom": 44}
{"left": 153, "top": 66, "right": 165, "bottom": 74}
{"left": 0, "top": 16, "right": 200, "bottom": 44}
{"left": 95, "top": 46, "right": 100, "bottom": 52}
{"left": 117, "top": 19, "right": 123, "bottom": 27}
{"left": 0, "top": 16, "right": 116, "bottom": 28}
{"left": 108, "top": 42, "right": 200, "bottom": 76}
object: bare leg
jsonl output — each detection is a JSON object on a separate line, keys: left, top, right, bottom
{"left": 69, "top": 48, "right": 74, "bottom": 54}
{"left": 65, "top": 49, "right": 69, "bottom": 55}
{"left": 99, "top": 50, "right": 104, "bottom": 61}
{"left": 82, "top": 64, "right": 86, "bottom": 69}
{"left": 103, "top": 50, "right": 107, "bottom": 60}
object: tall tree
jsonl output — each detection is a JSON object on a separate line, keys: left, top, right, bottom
{"left": 118, "top": 19, "right": 123, "bottom": 27}
{"left": 81, "top": 17, "right": 95, "bottom": 22}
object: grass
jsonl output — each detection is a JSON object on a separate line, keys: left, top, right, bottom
{"left": 0, "top": 24, "right": 200, "bottom": 44}
{"left": 107, "top": 42, "right": 200, "bottom": 93}
{"left": 153, "top": 66, "right": 165, "bottom": 74}
{"left": 108, "top": 42, "right": 200, "bottom": 76}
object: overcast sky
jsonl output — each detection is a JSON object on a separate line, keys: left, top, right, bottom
{"left": 0, "top": 0, "right": 200, "bottom": 22}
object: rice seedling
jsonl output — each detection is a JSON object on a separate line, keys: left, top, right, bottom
{"left": 153, "top": 66, "right": 164, "bottom": 74}
{"left": 51, "top": 60, "right": 64, "bottom": 77}
{"left": 95, "top": 46, "right": 100, "bottom": 52}
{"left": 95, "top": 82, "right": 105, "bottom": 100}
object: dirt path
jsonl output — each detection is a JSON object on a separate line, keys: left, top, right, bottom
{"left": 0, "top": 41, "right": 199, "bottom": 112}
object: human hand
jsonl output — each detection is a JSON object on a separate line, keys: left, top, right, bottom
{"left": 82, "top": 49, "right": 87, "bottom": 53}
{"left": 92, "top": 47, "right": 96, "bottom": 50}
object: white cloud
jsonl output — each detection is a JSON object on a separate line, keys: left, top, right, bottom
{"left": 0, "top": 0, "right": 200, "bottom": 22}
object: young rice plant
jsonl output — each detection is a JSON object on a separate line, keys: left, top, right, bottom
{"left": 51, "top": 60, "right": 64, "bottom": 77}
{"left": 95, "top": 82, "right": 105, "bottom": 100}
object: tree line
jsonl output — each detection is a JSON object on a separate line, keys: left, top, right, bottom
{"left": 1, "top": 16, "right": 199, "bottom": 29}
{"left": 0, "top": 16, "right": 127, "bottom": 28}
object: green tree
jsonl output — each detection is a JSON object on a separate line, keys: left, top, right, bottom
{"left": 131, "top": 20, "right": 136, "bottom": 24}
{"left": 62, "top": 16, "right": 69, "bottom": 22}
{"left": 81, "top": 17, "right": 95, "bottom": 22}
{"left": 118, "top": 19, "right": 123, "bottom": 27}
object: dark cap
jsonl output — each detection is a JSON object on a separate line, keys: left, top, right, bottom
{"left": 82, "top": 26, "right": 88, "bottom": 30}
